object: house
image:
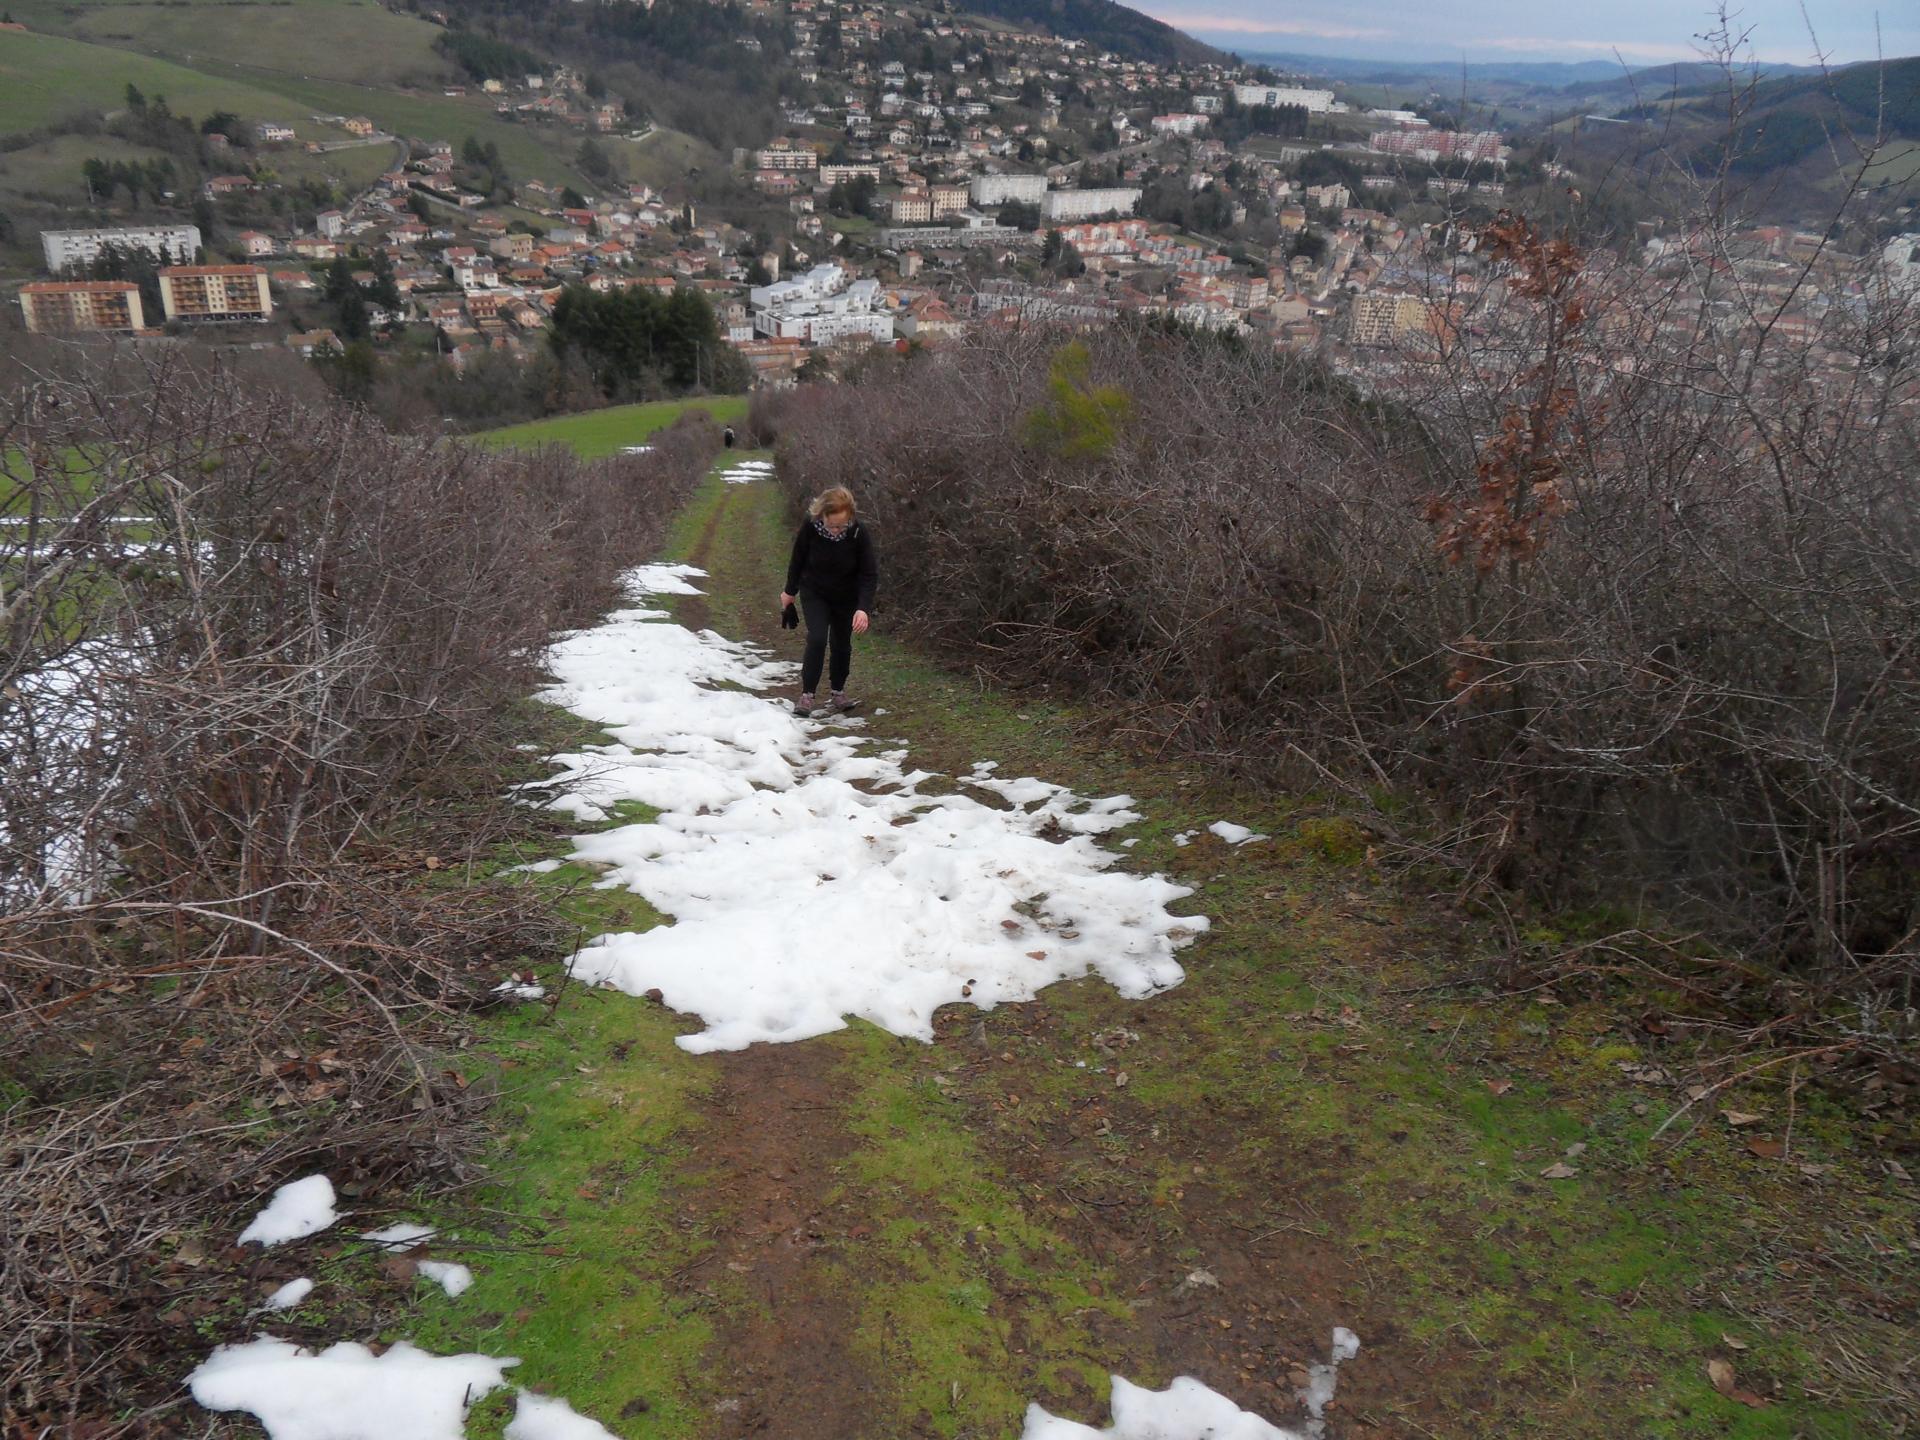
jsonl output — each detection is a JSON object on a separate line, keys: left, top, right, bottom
{"left": 256, "top": 123, "right": 296, "bottom": 144}
{"left": 236, "top": 230, "right": 275, "bottom": 259}
{"left": 316, "top": 210, "right": 346, "bottom": 239}
{"left": 341, "top": 116, "right": 376, "bottom": 137}
{"left": 291, "top": 238, "right": 340, "bottom": 261}
{"left": 203, "top": 174, "right": 253, "bottom": 198}
{"left": 285, "top": 328, "right": 343, "bottom": 357}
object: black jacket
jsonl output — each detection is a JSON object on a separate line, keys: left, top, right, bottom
{"left": 786, "top": 520, "right": 878, "bottom": 611}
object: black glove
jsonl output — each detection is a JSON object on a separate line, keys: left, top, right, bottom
{"left": 781, "top": 602, "right": 799, "bottom": 630}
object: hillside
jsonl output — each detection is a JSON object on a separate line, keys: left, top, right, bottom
{"left": 957, "top": 0, "right": 1226, "bottom": 64}
{"left": 1538, "top": 54, "right": 1920, "bottom": 217}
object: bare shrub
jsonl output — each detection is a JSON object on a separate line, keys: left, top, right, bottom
{"left": 775, "top": 274, "right": 1918, "bottom": 1048}
{"left": 0, "top": 348, "right": 715, "bottom": 1431}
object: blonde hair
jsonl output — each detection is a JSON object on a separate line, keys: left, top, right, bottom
{"left": 809, "top": 486, "right": 857, "bottom": 519}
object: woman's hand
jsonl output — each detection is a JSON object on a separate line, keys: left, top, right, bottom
{"left": 780, "top": 592, "right": 794, "bottom": 609}
{"left": 852, "top": 610, "right": 870, "bottom": 635}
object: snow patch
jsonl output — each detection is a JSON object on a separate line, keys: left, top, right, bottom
{"left": 1022, "top": 1375, "right": 1303, "bottom": 1440}
{"left": 187, "top": 1338, "right": 515, "bottom": 1440}
{"left": 1295, "top": 1327, "right": 1362, "bottom": 1438}
{"left": 361, "top": 1221, "right": 439, "bottom": 1250}
{"left": 417, "top": 1260, "right": 474, "bottom": 1298}
{"left": 493, "top": 979, "right": 547, "bottom": 1001}
{"left": 1208, "top": 821, "right": 1268, "bottom": 845}
{"left": 506, "top": 1390, "right": 621, "bottom": 1440}
{"left": 261, "top": 1278, "right": 314, "bottom": 1311}
{"left": 535, "top": 566, "right": 1206, "bottom": 1053}
{"left": 238, "top": 1175, "right": 340, "bottom": 1248}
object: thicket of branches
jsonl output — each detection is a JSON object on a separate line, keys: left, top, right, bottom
{"left": 770, "top": 221, "right": 1918, "bottom": 1055}
{"left": 0, "top": 349, "right": 715, "bottom": 1432}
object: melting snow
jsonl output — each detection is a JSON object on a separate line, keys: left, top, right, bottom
{"left": 506, "top": 1390, "right": 621, "bottom": 1440}
{"left": 361, "top": 1221, "right": 438, "bottom": 1250}
{"left": 1022, "top": 1375, "right": 1303, "bottom": 1440}
{"left": 534, "top": 565, "right": 1207, "bottom": 1053}
{"left": 262, "top": 1278, "right": 314, "bottom": 1311}
{"left": 417, "top": 1260, "right": 474, "bottom": 1298}
{"left": 1295, "top": 1327, "right": 1363, "bottom": 1438}
{"left": 187, "top": 1338, "right": 515, "bottom": 1440}
{"left": 238, "top": 1175, "right": 340, "bottom": 1248}
{"left": 1208, "top": 821, "right": 1268, "bottom": 845}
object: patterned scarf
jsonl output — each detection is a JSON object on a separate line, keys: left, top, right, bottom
{"left": 812, "top": 516, "right": 853, "bottom": 541}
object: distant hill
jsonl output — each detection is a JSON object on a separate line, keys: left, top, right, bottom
{"left": 957, "top": 0, "right": 1227, "bottom": 64}
{"left": 1237, "top": 51, "right": 1825, "bottom": 88}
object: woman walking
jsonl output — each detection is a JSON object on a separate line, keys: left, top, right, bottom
{"left": 781, "top": 486, "right": 877, "bottom": 716}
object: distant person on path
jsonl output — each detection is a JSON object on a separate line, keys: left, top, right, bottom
{"left": 722, "top": 424, "right": 737, "bottom": 449}
{"left": 781, "top": 486, "right": 876, "bottom": 716}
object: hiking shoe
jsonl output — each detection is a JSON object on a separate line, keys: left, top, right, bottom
{"left": 827, "top": 691, "right": 860, "bottom": 713}
{"left": 794, "top": 692, "right": 815, "bottom": 716}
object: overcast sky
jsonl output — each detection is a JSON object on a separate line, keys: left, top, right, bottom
{"left": 1139, "top": 1, "right": 1915, "bottom": 66}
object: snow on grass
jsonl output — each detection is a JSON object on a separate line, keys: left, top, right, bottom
{"left": 1021, "top": 1375, "right": 1304, "bottom": 1440}
{"left": 187, "top": 1338, "right": 516, "bottom": 1440}
{"left": 361, "top": 1221, "right": 438, "bottom": 1250}
{"left": 721, "top": 460, "right": 774, "bottom": 485}
{"left": 1208, "top": 821, "right": 1268, "bottom": 845}
{"left": 534, "top": 565, "right": 1207, "bottom": 1053}
{"left": 417, "top": 1260, "right": 474, "bottom": 1298}
{"left": 238, "top": 1175, "right": 340, "bottom": 1248}
{"left": 261, "top": 1278, "right": 314, "bottom": 1311}
{"left": 506, "top": 1390, "right": 621, "bottom": 1440}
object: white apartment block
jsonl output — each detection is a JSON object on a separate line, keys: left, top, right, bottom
{"left": 1233, "top": 84, "right": 1335, "bottom": 113}
{"left": 1040, "top": 187, "right": 1142, "bottom": 222}
{"left": 41, "top": 225, "right": 201, "bottom": 273}
{"left": 969, "top": 172, "right": 1048, "bottom": 207}
{"left": 1151, "top": 113, "right": 1209, "bottom": 136}
{"left": 751, "top": 269, "right": 892, "bottom": 344}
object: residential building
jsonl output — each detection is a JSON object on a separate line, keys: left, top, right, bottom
{"left": 1233, "top": 85, "right": 1335, "bottom": 113}
{"left": 929, "top": 183, "right": 969, "bottom": 217}
{"left": 490, "top": 232, "right": 536, "bottom": 262}
{"left": 41, "top": 225, "right": 201, "bottom": 273}
{"left": 1151, "top": 113, "right": 1209, "bottom": 136}
{"left": 237, "top": 230, "right": 275, "bottom": 259}
{"left": 756, "top": 140, "right": 819, "bottom": 171}
{"left": 1371, "top": 128, "right": 1504, "bottom": 163}
{"left": 1040, "top": 187, "right": 1141, "bottom": 222}
{"left": 19, "top": 281, "right": 146, "bottom": 334}
{"left": 969, "top": 172, "right": 1047, "bottom": 206}
{"left": 1348, "top": 291, "right": 1431, "bottom": 347}
{"left": 158, "top": 265, "right": 273, "bottom": 323}
{"left": 316, "top": 210, "right": 346, "bottom": 239}
{"left": 342, "top": 116, "right": 376, "bottom": 136}
{"left": 820, "top": 163, "right": 883, "bottom": 186}
{"left": 256, "top": 122, "right": 296, "bottom": 144}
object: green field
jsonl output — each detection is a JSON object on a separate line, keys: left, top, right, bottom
{"left": 478, "top": 398, "right": 750, "bottom": 459}
{"left": 0, "top": 29, "right": 322, "bottom": 132}
{"left": 6, "top": 0, "right": 449, "bottom": 91}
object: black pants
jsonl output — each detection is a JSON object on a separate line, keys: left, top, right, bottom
{"left": 800, "top": 590, "right": 856, "bottom": 693}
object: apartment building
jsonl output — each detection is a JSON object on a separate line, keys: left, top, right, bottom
{"left": 41, "top": 225, "right": 201, "bottom": 273}
{"left": 1040, "top": 187, "right": 1142, "bottom": 222}
{"left": 756, "top": 140, "right": 819, "bottom": 171}
{"left": 19, "top": 281, "right": 145, "bottom": 334}
{"left": 158, "top": 265, "right": 273, "bottom": 323}
{"left": 1233, "top": 85, "right": 1335, "bottom": 113}
{"left": 969, "top": 172, "right": 1047, "bottom": 207}
{"left": 1348, "top": 291, "right": 1431, "bottom": 347}
{"left": 929, "top": 183, "right": 969, "bottom": 217}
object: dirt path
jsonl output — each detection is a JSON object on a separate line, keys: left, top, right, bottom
{"left": 659, "top": 481, "right": 883, "bottom": 1439}
{"left": 471, "top": 458, "right": 1916, "bottom": 1440}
